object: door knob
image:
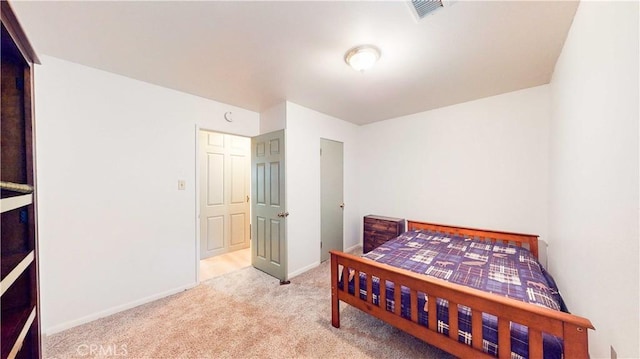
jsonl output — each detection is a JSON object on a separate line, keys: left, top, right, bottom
{"left": 277, "top": 212, "right": 290, "bottom": 218}
{"left": 339, "top": 203, "right": 345, "bottom": 209}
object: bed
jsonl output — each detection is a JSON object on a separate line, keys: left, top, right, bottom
{"left": 330, "top": 220, "right": 594, "bottom": 359}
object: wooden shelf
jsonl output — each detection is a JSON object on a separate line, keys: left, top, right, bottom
{"left": 0, "top": 251, "right": 34, "bottom": 296}
{"left": 2, "top": 2, "right": 41, "bottom": 357}
{"left": 1, "top": 305, "right": 36, "bottom": 359}
{"left": 0, "top": 193, "right": 32, "bottom": 213}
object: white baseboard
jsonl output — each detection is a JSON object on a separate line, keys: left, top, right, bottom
{"left": 288, "top": 261, "right": 320, "bottom": 279}
{"left": 44, "top": 282, "right": 198, "bottom": 336}
{"left": 287, "top": 245, "right": 362, "bottom": 279}
{"left": 344, "top": 244, "right": 362, "bottom": 253}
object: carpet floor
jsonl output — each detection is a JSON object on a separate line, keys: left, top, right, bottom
{"left": 44, "top": 260, "right": 456, "bottom": 359}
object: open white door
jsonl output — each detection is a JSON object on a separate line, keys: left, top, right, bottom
{"left": 199, "top": 131, "right": 250, "bottom": 259}
{"left": 251, "top": 130, "right": 287, "bottom": 282}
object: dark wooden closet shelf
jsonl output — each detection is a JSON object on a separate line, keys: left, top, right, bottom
{"left": 1, "top": 189, "right": 31, "bottom": 199}
{"left": 1, "top": 193, "right": 33, "bottom": 213}
{"left": 1, "top": 1, "right": 41, "bottom": 357}
{"left": 1, "top": 251, "right": 34, "bottom": 285}
{"left": 1, "top": 305, "right": 36, "bottom": 359}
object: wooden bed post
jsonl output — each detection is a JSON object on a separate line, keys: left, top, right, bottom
{"left": 330, "top": 251, "right": 340, "bottom": 328}
{"left": 528, "top": 236, "right": 539, "bottom": 260}
{"left": 563, "top": 322, "right": 590, "bottom": 358}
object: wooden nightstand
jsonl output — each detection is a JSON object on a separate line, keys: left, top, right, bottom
{"left": 363, "top": 215, "right": 405, "bottom": 253}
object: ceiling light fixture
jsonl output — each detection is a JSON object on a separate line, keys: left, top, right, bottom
{"left": 344, "top": 45, "right": 381, "bottom": 72}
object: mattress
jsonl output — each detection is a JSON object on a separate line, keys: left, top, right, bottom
{"left": 344, "top": 230, "right": 567, "bottom": 359}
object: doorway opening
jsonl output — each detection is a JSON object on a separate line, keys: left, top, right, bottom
{"left": 200, "top": 247, "right": 251, "bottom": 281}
{"left": 198, "top": 130, "right": 252, "bottom": 282}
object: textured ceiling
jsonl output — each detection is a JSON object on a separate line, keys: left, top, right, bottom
{"left": 11, "top": 1, "right": 578, "bottom": 125}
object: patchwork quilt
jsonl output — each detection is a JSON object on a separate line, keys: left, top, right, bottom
{"left": 347, "top": 230, "right": 567, "bottom": 359}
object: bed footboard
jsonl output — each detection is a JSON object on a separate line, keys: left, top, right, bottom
{"left": 330, "top": 251, "right": 594, "bottom": 359}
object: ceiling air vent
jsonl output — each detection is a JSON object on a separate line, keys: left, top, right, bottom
{"left": 409, "top": 0, "right": 445, "bottom": 20}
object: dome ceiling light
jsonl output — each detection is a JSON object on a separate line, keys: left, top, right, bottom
{"left": 344, "top": 45, "right": 381, "bottom": 72}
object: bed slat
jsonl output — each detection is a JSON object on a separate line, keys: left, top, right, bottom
{"left": 354, "top": 269, "right": 360, "bottom": 298}
{"left": 498, "top": 318, "right": 511, "bottom": 358}
{"left": 410, "top": 290, "right": 418, "bottom": 322}
{"left": 529, "top": 329, "right": 543, "bottom": 359}
{"left": 380, "top": 276, "right": 387, "bottom": 311}
{"left": 449, "top": 301, "right": 459, "bottom": 341}
{"left": 471, "top": 308, "right": 483, "bottom": 351}
{"left": 394, "top": 282, "right": 401, "bottom": 316}
{"left": 428, "top": 294, "right": 437, "bottom": 330}
{"left": 366, "top": 273, "right": 373, "bottom": 304}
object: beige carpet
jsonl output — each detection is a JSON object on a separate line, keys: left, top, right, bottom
{"left": 44, "top": 260, "right": 456, "bottom": 359}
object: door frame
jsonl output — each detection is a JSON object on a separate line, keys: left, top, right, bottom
{"left": 194, "top": 125, "right": 252, "bottom": 283}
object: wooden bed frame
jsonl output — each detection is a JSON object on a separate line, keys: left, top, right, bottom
{"left": 330, "top": 220, "right": 594, "bottom": 359}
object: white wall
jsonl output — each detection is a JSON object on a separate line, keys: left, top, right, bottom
{"left": 548, "top": 2, "right": 639, "bottom": 358}
{"left": 34, "top": 56, "right": 259, "bottom": 334}
{"left": 358, "top": 85, "right": 551, "bottom": 241}
{"left": 260, "top": 102, "right": 286, "bottom": 134}
{"left": 285, "top": 102, "right": 360, "bottom": 277}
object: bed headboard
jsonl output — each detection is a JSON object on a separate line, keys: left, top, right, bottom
{"left": 407, "top": 220, "right": 540, "bottom": 259}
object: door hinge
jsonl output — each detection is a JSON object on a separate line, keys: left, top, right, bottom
{"left": 320, "top": 148, "right": 322, "bottom": 156}
{"left": 320, "top": 242, "right": 323, "bottom": 248}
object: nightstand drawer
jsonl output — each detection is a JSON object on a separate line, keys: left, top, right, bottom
{"left": 364, "top": 219, "right": 398, "bottom": 232}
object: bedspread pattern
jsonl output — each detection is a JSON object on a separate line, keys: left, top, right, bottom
{"left": 348, "top": 230, "right": 566, "bottom": 358}
{"left": 364, "top": 230, "right": 562, "bottom": 310}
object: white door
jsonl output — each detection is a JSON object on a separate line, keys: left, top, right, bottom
{"left": 199, "top": 131, "right": 250, "bottom": 259}
{"left": 251, "top": 130, "right": 287, "bottom": 281}
{"left": 320, "top": 139, "right": 344, "bottom": 262}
